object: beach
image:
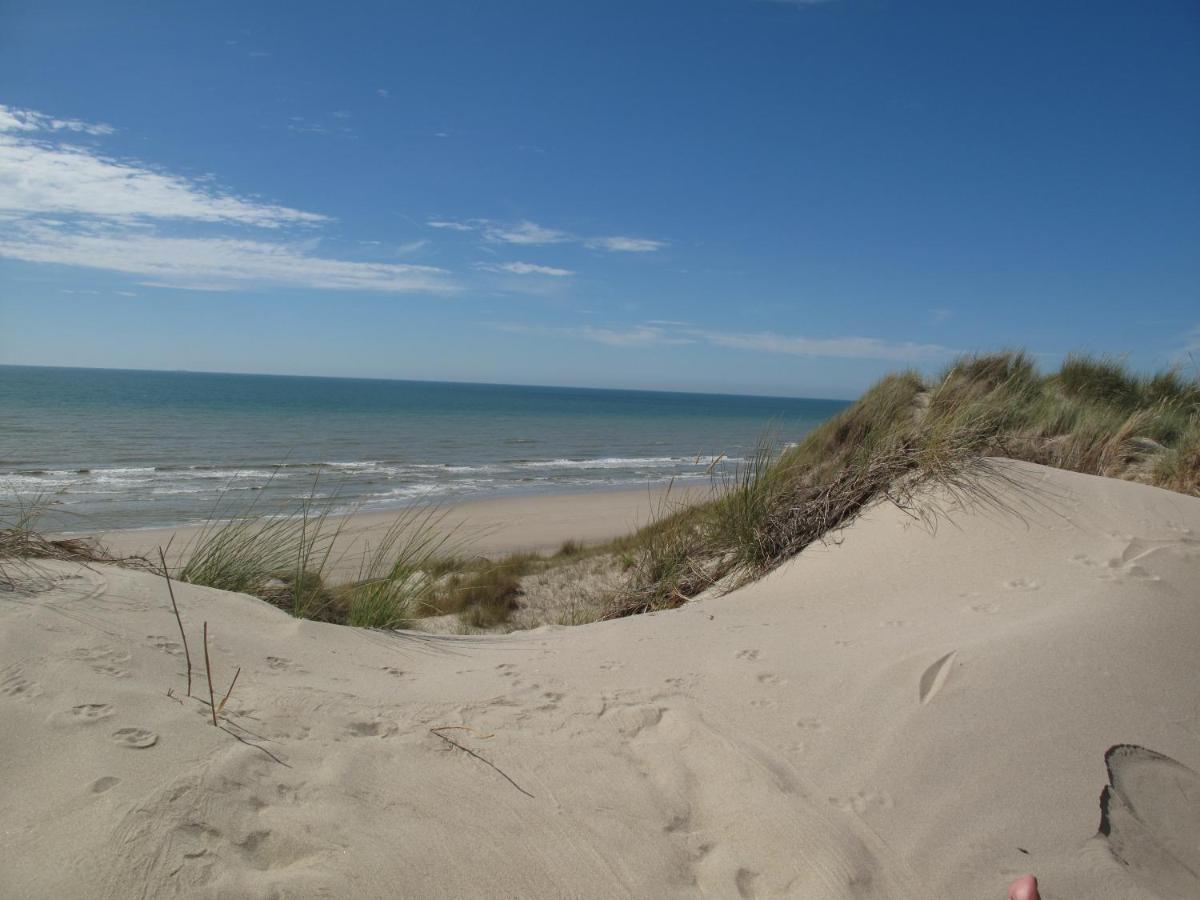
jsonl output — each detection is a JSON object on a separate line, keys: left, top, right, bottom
{"left": 88, "top": 483, "right": 713, "bottom": 582}
{"left": 4, "top": 461, "right": 1198, "bottom": 898}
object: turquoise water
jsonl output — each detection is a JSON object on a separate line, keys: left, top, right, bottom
{"left": 0, "top": 365, "right": 848, "bottom": 531}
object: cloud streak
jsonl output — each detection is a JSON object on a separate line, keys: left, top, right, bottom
{"left": 428, "top": 217, "right": 665, "bottom": 253}
{"left": 0, "top": 104, "right": 453, "bottom": 293}
{"left": 477, "top": 261, "right": 575, "bottom": 277}
{"left": 0, "top": 224, "right": 453, "bottom": 293}
{"left": 496, "top": 321, "right": 954, "bottom": 361}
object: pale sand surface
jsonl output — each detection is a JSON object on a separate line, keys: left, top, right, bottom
{"left": 4, "top": 461, "right": 1199, "bottom": 898}
{"left": 88, "top": 484, "right": 713, "bottom": 581}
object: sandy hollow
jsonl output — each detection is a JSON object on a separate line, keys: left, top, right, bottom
{"left": 3, "top": 461, "right": 1198, "bottom": 898}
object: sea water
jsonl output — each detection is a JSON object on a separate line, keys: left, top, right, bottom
{"left": 0, "top": 366, "right": 848, "bottom": 532}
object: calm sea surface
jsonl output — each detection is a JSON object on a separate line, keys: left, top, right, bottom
{"left": 0, "top": 366, "right": 848, "bottom": 532}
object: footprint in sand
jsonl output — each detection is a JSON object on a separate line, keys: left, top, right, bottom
{"left": 1003, "top": 577, "right": 1040, "bottom": 591}
{"left": 110, "top": 727, "right": 158, "bottom": 749}
{"left": 1098, "top": 744, "right": 1200, "bottom": 900}
{"left": 735, "top": 649, "right": 761, "bottom": 661}
{"left": 756, "top": 673, "right": 785, "bottom": 686}
{"left": 1, "top": 670, "right": 37, "bottom": 698}
{"left": 918, "top": 651, "right": 957, "bottom": 705}
{"left": 266, "top": 656, "right": 303, "bottom": 672}
{"left": 55, "top": 703, "right": 116, "bottom": 725}
{"left": 147, "top": 635, "right": 184, "bottom": 655}
{"left": 829, "top": 790, "right": 893, "bottom": 814}
{"left": 90, "top": 776, "right": 120, "bottom": 794}
{"left": 347, "top": 720, "right": 398, "bottom": 738}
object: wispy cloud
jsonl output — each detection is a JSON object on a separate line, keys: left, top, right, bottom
{"left": 428, "top": 219, "right": 476, "bottom": 232}
{"left": 0, "top": 223, "right": 452, "bottom": 293}
{"left": 0, "top": 104, "right": 454, "bottom": 293}
{"left": 584, "top": 236, "right": 666, "bottom": 253}
{"left": 496, "top": 323, "right": 693, "bottom": 347}
{"left": 0, "top": 106, "right": 114, "bottom": 136}
{"left": 495, "top": 321, "right": 954, "bottom": 360}
{"left": 0, "top": 109, "right": 325, "bottom": 227}
{"left": 428, "top": 217, "right": 665, "bottom": 253}
{"left": 477, "top": 261, "right": 574, "bottom": 277}
{"left": 693, "top": 329, "right": 951, "bottom": 361}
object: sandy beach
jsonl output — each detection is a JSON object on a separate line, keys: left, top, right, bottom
{"left": 4, "top": 460, "right": 1198, "bottom": 898}
{"left": 84, "top": 484, "right": 714, "bottom": 583}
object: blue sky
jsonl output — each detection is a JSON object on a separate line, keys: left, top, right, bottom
{"left": 0, "top": 0, "right": 1196, "bottom": 399}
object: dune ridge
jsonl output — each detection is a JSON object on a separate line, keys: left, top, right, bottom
{"left": 2, "top": 461, "right": 1198, "bottom": 898}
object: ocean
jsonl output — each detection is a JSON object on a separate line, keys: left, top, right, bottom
{"left": 0, "top": 366, "right": 848, "bottom": 532}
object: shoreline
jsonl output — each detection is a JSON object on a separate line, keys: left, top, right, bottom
{"left": 83, "top": 482, "right": 715, "bottom": 580}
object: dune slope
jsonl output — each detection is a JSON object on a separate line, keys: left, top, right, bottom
{"left": 2, "top": 461, "right": 1198, "bottom": 899}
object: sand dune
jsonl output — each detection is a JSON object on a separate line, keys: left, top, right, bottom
{"left": 3, "top": 461, "right": 1198, "bottom": 898}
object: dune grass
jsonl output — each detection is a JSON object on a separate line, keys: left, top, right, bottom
{"left": 7, "top": 351, "right": 1195, "bottom": 630}
{"left": 602, "top": 351, "right": 1200, "bottom": 618}
{"left": 0, "top": 492, "right": 146, "bottom": 590}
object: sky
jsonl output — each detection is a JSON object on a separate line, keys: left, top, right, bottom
{"left": 0, "top": 0, "right": 1197, "bottom": 399}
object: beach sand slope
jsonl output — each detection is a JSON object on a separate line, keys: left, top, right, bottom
{"left": 2, "top": 461, "right": 1198, "bottom": 898}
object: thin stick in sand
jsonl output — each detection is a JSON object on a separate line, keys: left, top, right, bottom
{"left": 203, "top": 621, "right": 217, "bottom": 726}
{"left": 217, "top": 666, "right": 241, "bottom": 716}
{"left": 430, "top": 726, "right": 534, "bottom": 798}
{"left": 159, "top": 547, "right": 192, "bottom": 697}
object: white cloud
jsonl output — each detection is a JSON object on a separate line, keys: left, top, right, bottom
{"left": 0, "top": 113, "right": 325, "bottom": 227}
{"left": 478, "top": 261, "right": 574, "bottom": 277}
{"left": 377, "top": 88, "right": 390, "bottom": 99}
{"left": 395, "top": 238, "right": 430, "bottom": 255}
{"left": 585, "top": 236, "right": 666, "bottom": 253}
{"left": 0, "top": 224, "right": 453, "bottom": 293}
{"left": 496, "top": 323, "right": 692, "bottom": 347}
{"left": 0, "top": 103, "right": 456, "bottom": 294}
{"left": 495, "top": 321, "right": 954, "bottom": 360}
{"left": 482, "top": 220, "right": 571, "bottom": 245}
{"left": 428, "top": 217, "right": 665, "bottom": 253}
{"left": 693, "top": 329, "right": 951, "bottom": 361}
{"left": 0, "top": 105, "right": 114, "bottom": 136}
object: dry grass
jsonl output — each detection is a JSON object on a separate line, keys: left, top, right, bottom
{"left": 0, "top": 492, "right": 149, "bottom": 591}
{"left": 602, "top": 351, "right": 1200, "bottom": 619}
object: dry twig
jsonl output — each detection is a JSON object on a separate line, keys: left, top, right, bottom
{"left": 159, "top": 547, "right": 193, "bottom": 697}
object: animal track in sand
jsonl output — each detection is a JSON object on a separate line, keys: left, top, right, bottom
{"left": 880, "top": 619, "right": 909, "bottom": 628}
{"left": 111, "top": 727, "right": 158, "bottom": 749}
{"left": 1, "top": 669, "right": 37, "bottom": 698}
{"left": 1003, "top": 577, "right": 1040, "bottom": 591}
{"left": 795, "top": 717, "right": 827, "bottom": 732}
{"left": 919, "top": 651, "right": 957, "bottom": 705}
{"left": 735, "top": 867, "right": 761, "bottom": 899}
{"left": 90, "top": 776, "right": 120, "bottom": 793}
{"left": 829, "top": 790, "right": 893, "bottom": 814}
{"left": 266, "top": 656, "right": 303, "bottom": 672}
{"left": 968, "top": 602, "right": 1002, "bottom": 615}
{"left": 735, "top": 649, "right": 761, "bottom": 661}
{"left": 90, "top": 664, "right": 128, "bottom": 678}
{"left": 70, "top": 645, "right": 131, "bottom": 677}
{"left": 59, "top": 703, "right": 116, "bottom": 724}
{"left": 347, "top": 720, "right": 398, "bottom": 738}
{"left": 147, "top": 635, "right": 183, "bottom": 655}
{"left": 756, "top": 673, "right": 785, "bottom": 686}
